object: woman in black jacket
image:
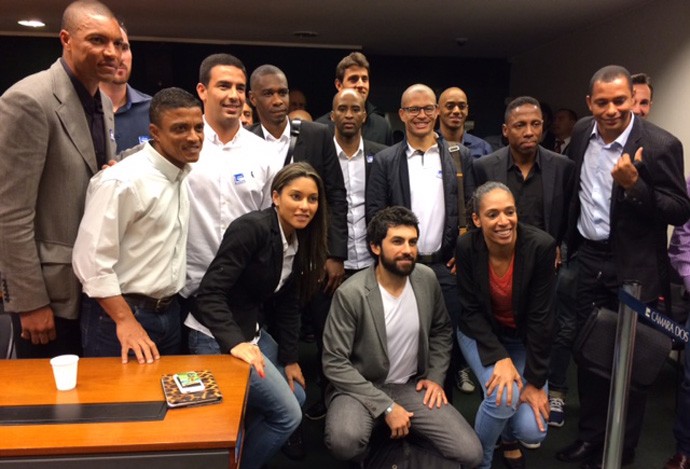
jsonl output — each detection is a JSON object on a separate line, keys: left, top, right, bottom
{"left": 191, "top": 162, "right": 327, "bottom": 469}
{"left": 456, "top": 181, "right": 556, "bottom": 469}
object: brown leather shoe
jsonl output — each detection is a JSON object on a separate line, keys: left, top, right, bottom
{"left": 665, "top": 453, "right": 690, "bottom": 469}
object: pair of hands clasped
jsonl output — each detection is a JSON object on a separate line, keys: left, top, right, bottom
{"left": 384, "top": 379, "right": 448, "bottom": 439}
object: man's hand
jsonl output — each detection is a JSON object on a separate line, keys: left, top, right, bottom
{"left": 322, "top": 258, "right": 345, "bottom": 294}
{"left": 19, "top": 306, "right": 56, "bottom": 344}
{"left": 384, "top": 403, "right": 414, "bottom": 439}
{"left": 446, "top": 257, "right": 457, "bottom": 275}
{"left": 519, "top": 383, "right": 549, "bottom": 432}
{"left": 611, "top": 147, "right": 643, "bottom": 190}
{"left": 485, "top": 357, "right": 523, "bottom": 406}
{"left": 97, "top": 296, "right": 159, "bottom": 364}
{"left": 416, "top": 378, "right": 448, "bottom": 409}
{"left": 284, "top": 362, "right": 306, "bottom": 392}
{"left": 230, "top": 342, "right": 266, "bottom": 378}
{"left": 555, "top": 245, "right": 562, "bottom": 270}
{"left": 101, "top": 159, "right": 118, "bottom": 170}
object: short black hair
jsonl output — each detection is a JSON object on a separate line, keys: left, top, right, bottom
{"left": 249, "top": 64, "right": 286, "bottom": 91}
{"left": 198, "top": 53, "right": 247, "bottom": 86}
{"left": 367, "top": 206, "right": 419, "bottom": 249}
{"left": 504, "top": 96, "right": 541, "bottom": 123}
{"left": 589, "top": 65, "right": 632, "bottom": 95}
{"left": 149, "top": 87, "right": 201, "bottom": 127}
{"left": 631, "top": 72, "right": 654, "bottom": 99}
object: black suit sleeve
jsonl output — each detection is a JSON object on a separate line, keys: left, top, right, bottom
{"left": 316, "top": 127, "right": 348, "bottom": 259}
{"left": 365, "top": 152, "right": 390, "bottom": 224}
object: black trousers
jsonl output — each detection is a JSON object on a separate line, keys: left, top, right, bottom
{"left": 574, "top": 242, "right": 647, "bottom": 452}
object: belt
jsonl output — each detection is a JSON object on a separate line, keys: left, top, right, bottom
{"left": 122, "top": 293, "right": 175, "bottom": 313}
{"left": 581, "top": 238, "right": 611, "bottom": 252}
{"left": 417, "top": 251, "right": 444, "bottom": 265}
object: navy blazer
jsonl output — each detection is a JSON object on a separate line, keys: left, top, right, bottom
{"left": 366, "top": 138, "right": 475, "bottom": 262}
{"left": 473, "top": 145, "right": 574, "bottom": 243}
{"left": 456, "top": 223, "right": 556, "bottom": 388}
{"left": 566, "top": 116, "right": 690, "bottom": 302}
{"left": 250, "top": 120, "right": 348, "bottom": 260}
{"left": 193, "top": 208, "right": 300, "bottom": 365}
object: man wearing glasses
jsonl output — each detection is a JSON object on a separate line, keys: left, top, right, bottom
{"left": 366, "top": 84, "right": 475, "bottom": 400}
{"left": 438, "top": 87, "right": 494, "bottom": 159}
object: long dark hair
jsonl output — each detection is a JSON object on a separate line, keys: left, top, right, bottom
{"left": 271, "top": 162, "right": 328, "bottom": 302}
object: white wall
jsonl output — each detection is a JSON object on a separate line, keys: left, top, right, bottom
{"left": 510, "top": 0, "right": 690, "bottom": 170}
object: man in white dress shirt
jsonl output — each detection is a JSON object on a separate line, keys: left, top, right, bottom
{"left": 72, "top": 88, "right": 203, "bottom": 364}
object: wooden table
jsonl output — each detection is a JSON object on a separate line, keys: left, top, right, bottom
{"left": 0, "top": 355, "right": 249, "bottom": 469}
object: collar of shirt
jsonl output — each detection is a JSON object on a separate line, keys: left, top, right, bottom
{"left": 203, "top": 116, "right": 242, "bottom": 149}
{"left": 263, "top": 120, "right": 291, "bottom": 144}
{"left": 60, "top": 57, "right": 100, "bottom": 112}
{"left": 589, "top": 113, "right": 636, "bottom": 149}
{"left": 275, "top": 207, "right": 299, "bottom": 254}
{"left": 144, "top": 141, "right": 192, "bottom": 182}
{"left": 507, "top": 148, "right": 542, "bottom": 173}
{"left": 118, "top": 84, "right": 151, "bottom": 113}
{"left": 405, "top": 142, "right": 439, "bottom": 159}
{"left": 334, "top": 136, "right": 364, "bottom": 160}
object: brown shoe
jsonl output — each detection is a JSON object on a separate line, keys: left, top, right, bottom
{"left": 665, "top": 453, "right": 690, "bottom": 469}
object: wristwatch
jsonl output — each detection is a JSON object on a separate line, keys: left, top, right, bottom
{"left": 384, "top": 403, "right": 395, "bottom": 416}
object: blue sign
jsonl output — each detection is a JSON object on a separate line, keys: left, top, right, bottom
{"left": 618, "top": 289, "right": 689, "bottom": 343}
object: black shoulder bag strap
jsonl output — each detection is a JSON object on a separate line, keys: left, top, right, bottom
{"left": 284, "top": 119, "right": 302, "bottom": 167}
{"left": 447, "top": 142, "right": 467, "bottom": 234}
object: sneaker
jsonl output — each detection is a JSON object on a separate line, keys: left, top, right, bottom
{"left": 548, "top": 396, "right": 565, "bottom": 427}
{"left": 281, "top": 422, "right": 306, "bottom": 460}
{"left": 456, "top": 367, "right": 476, "bottom": 394}
{"left": 304, "top": 399, "right": 327, "bottom": 421}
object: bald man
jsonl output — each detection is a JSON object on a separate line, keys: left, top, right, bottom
{"left": 0, "top": 0, "right": 122, "bottom": 358}
{"left": 438, "top": 87, "right": 493, "bottom": 159}
{"left": 366, "top": 84, "right": 475, "bottom": 400}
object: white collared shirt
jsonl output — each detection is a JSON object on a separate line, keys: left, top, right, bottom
{"left": 335, "top": 137, "right": 373, "bottom": 270}
{"left": 262, "top": 120, "right": 291, "bottom": 164}
{"left": 380, "top": 278, "right": 420, "bottom": 384}
{"left": 182, "top": 120, "right": 282, "bottom": 297}
{"left": 73, "top": 142, "right": 191, "bottom": 298}
{"left": 578, "top": 115, "right": 635, "bottom": 241}
{"left": 407, "top": 143, "right": 445, "bottom": 255}
{"left": 276, "top": 207, "right": 299, "bottom": 292}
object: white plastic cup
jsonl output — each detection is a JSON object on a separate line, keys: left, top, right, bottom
{"left": 50, "top": 354, "right": 79, "bottom": 391}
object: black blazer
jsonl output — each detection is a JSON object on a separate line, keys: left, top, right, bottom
{"left": 456, "top": 223, "right": 556, "bottom": 388}
{"left": 362, "top": 138, "right": 388, "bottom": 182}
{"left": 250, "top": 120, "right": 348, "bottom": 260}
{"left": 316, "top": 106, "right": 393, "bottom": 146}
{"left": 193, "top": 208, "right": 300, "bottom": 365}
{"left": 366, "top": 138, "right": 475, "bottom": 262}
{"left": 473, "top": 145, "right": 575, "bottom": 242}
{"left": 565, "top": 116, "right": 690, "bottom": 302}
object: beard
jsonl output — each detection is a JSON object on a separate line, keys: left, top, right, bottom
{"left": 379, "top": 252, "right": 416, "bottom": 277}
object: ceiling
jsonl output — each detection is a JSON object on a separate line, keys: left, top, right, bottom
{"left": 1, "top": 0, "right": 653, "bottom": 58}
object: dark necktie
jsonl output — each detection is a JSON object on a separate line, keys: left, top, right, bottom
{"left": 554, "top": 139, "right": 564, "bottom": 154}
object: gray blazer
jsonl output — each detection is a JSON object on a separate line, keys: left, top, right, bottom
{"left": 322, "top": 263, "right": 452, "bottom": 418}
{"left": 0, "top": 60, "right": 116, "bottom": 319}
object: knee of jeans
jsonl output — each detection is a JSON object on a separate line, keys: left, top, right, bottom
{"left": 512, "top": 415, "right": 547, "bottom": 445}
{"left": 482, "top": 384, "right": 520, "bottom": 417}
{"left": 325, "top": 426, "right": 368, "bottom": 461}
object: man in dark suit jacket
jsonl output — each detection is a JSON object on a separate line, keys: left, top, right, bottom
{"left": 473, "top": 96, "right": 574, "bottom": 246}
{"left": 0, "top": 0, "right": 121, "bottom": 358}
{"left": 315, "top": 52, "right": 393, "bottom": 146}
{"left": 248, "top": 65, "right": 348, "bottom": 287}
{"left": 556, "top": 65, "right": 690, "bottom": 469}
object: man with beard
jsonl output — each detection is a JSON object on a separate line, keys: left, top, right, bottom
{"left": 99, "top": 25, "right": 152, "bottom": 153}
{"left": 322, "top": 206, "right": 482, "bottom": 467}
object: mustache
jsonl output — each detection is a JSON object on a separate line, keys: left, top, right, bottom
{"left": 397, "top": 254, "right": 415, "bottom": 261}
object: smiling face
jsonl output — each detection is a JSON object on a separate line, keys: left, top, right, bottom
{"left": 60, "top": 12, "right": 123, "bottom": 93}
{"left": 371, "top": 224, "right": 418, "bottom": 277}
{"left": 586, "top": 76, "right": 633, "bottom": 144}
{"left": 632, "top": 83, "right": 653, "bottom": 118}
{"left": 399, "top": 87, "right": 438, "bottom": 140}
{"left": 196, "top": 64, "right": 246, "bottom": 132}
{"left": 472, "top": 188, "right": 518, "bottom": 250}
{"left": 149, "top": 106, "right": 204, "bottom": 168}
{"left": 438, "top": 87, "right": 469, "bottom": 132}
{"left": 502, "top": 104, "right": 543, "bottom": 158}
{"left": 272, "top": 176, "right": 319, "bottom": 237}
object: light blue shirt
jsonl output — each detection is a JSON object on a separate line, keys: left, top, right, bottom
{"left": 577, "top": 115, "right": 635, "bottom": 241}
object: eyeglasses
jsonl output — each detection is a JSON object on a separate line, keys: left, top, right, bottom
{"left": 443, "top": 102, "right": 468, "bottom": 111}
{"left": 401, "top": 105, "right": 438, "bottom": 116}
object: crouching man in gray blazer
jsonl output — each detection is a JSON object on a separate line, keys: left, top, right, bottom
{"left": 322, "top": 206, "right": 482, "bottom": 466}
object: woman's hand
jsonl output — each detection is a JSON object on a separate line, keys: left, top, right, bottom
{"left": 520, "top": 383, "right": 549, "bottom": 432}
{"left": 485, "top": 357, "right": 523, "bottom": 406}
{"left": 230, "top": 342, "right": 265, "bottom": 378}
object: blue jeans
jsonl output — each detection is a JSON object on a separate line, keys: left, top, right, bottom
{"left": 458, "top": 331, "right": 548, "bottom": 469}
{"left": 80, "top": 296, "right": 181, "bottom": 357}
{"left": 189, "top": 329, "right": 305, "bottom": 469}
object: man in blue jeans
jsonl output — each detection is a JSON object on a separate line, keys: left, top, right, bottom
{"left": 72, "top": 88, "right": 203, "bottom": 364}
